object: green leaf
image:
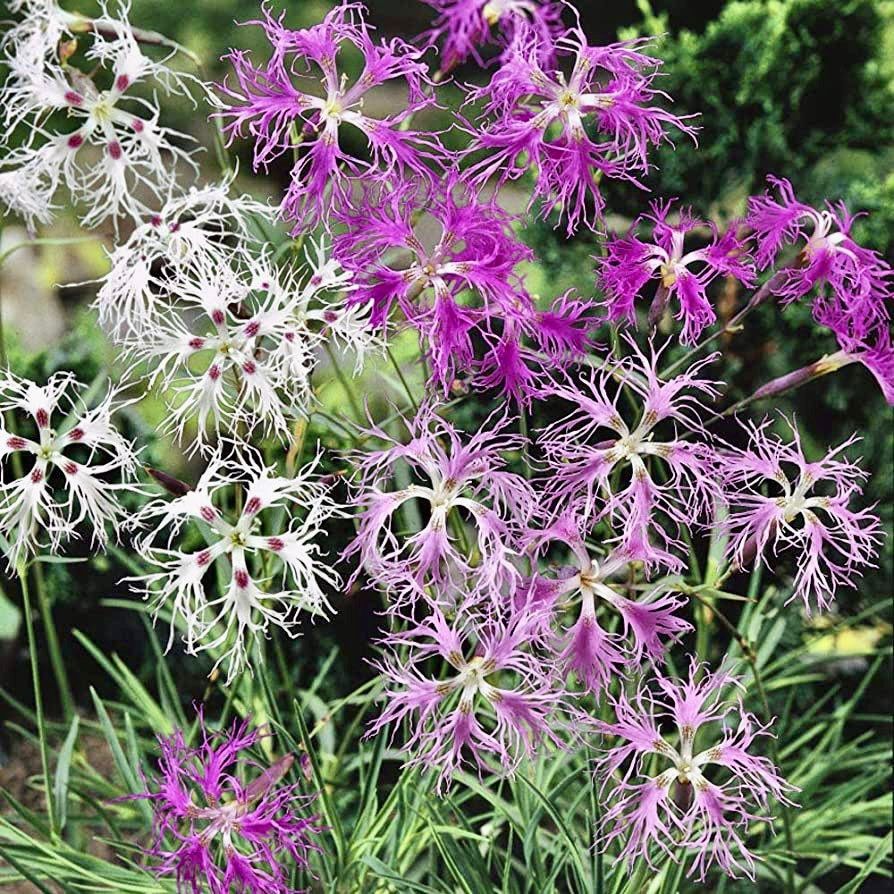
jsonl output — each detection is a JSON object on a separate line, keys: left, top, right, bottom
{"left": 53, "top": 714, "right": 79, "bottom": 832}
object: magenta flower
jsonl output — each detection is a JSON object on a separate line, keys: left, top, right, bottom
{"left": 421, "top": 0, "right": 565, "bottom": 71}
{"left": 345, "top": 402, "right": 535, "bottom": 605}
{"left": 218, "top": 3, "right": 439, "bottom": 233}
{"left": 747, "top": 175, "right": 892, "bottom": 348}
{"left": 539, "top": 342, "right": 721, "bottom": 571}
{"left": 464, "top": 24, "right": 696, "bottom": 233}
{"left": 596, "top": 661, "right": 797, "bottom": 881}
{"left": 523, "top": 511, "right": 690, "bottom": 693}
{"left": 600, "top": 200, "right": 754, "bottom": 343}
{"left": 722, "top": 418, "right": 882, "bottom": 613}
{"left": 333, "top": 178, "right": 596, "bottom": 398}
{"left": 368, "top": 606, "right": 562, "bottom": 791}
{"left": 841, "top": 328, "right": 894, "bottom": 405}
{"left": 134, "top": 711, "right": 322, "bottom": 894}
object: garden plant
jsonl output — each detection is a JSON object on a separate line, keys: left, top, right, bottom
{"left": 0, "top": 0, "right": 891, "bottom": 892}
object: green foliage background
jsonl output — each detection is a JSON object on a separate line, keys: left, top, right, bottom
{"left": 0, "top": 1, "right": 891, "bottom": 892}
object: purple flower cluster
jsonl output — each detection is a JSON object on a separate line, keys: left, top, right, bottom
{"left": 463, "top": 26, "right": 697, "bottom": 234}
{"left": 333, "top": 177, "right": 594, "bottom": 397}
{"left": 134, "top": 711, "right": 321, "bottom": 894}
{"left": 600, "top": 199, "right": 755, "bottom": 343}
{"left": 747, "top": 176, "right": 893, "bottom": 401}
{"left": 216, "top": 2, "right": 702, "bottom": 399}
{"left": 219, "top": 3, "right": 438, "bottom": 233}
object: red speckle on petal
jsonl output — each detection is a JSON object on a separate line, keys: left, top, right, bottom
{"left": 35, "top": 409, "right": 49, "bottom": 428}
{"left": 64, "top": 462, "right": 77, "bottom": 475}
{"left": 150, "top": 214, "right": 163, "bottom": 227}
{"left": 244, "top": 320, "right": 260, "bottom": 338}
{"left": 244, "top": 497, "right": 261, "bottom": 515}
{"left": 30, "top": 467, "right": 43, "bottom": 484}
{"left": 64, "top": 90, "right": 83, "bottom": 106}
{"left": 6, "top": 436, "right": 26, "bottom": 450}
{"left": 67, "top": 427, "right": 84, "bottom": 442}
{"left": 108, "top": 141, "right": 122, "bottom": 160}
{"left": 196, "top": 550, "right": 211, "bottom": 567}
{"left": 267, "top": 537, "right": 284, "bottom": 552}
{"left": 188, "top": 337, "right": 205, "bottom": 350}
{"left": 211, "top": 309, "right": 225, "bottom": 326}
{"left": 115, "top": 74, "right": 130, "bottom": 92}
{"left": 200, "top": 505, "right": 217, "bottom": 522}
{"left": 67, "top": 133, "right": 84, "bottom": 149}
{"left": 242, "top": 361, "right": 256, "bottom": 375}
{"left": 207, "top": 365, "right": 221, "bottom": 381}
{"left": 284, "top": 331, "right": 295, "bottom": 342}
{"left": 131, "top": 118, "right": 144, "bottom": 134}
{"left": 234, "top": 570, "right": 250, "bottom": 589}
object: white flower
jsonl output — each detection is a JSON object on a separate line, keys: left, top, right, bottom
{"left": 0, "top": 370, "right": 141, "bottom": 569}
{"left": 0, "top": 166, "right": 55, "bottom": 231}
{"left": 130, "top": 446, "right": 342, "bottom": 681}
{"left": 123, "top": 244, "right": 373, "bottom": 453}
{"left": 1, "top": 1, "right": 83, "bottom": 105}
{"left": 0, "top": 1, "right": 200, "bottom": 229}
{"left": 95, "top": 180, "right": 272, "bottom": 338}
{"left": 123, "top": 256, "right": 301, "bottom": 451}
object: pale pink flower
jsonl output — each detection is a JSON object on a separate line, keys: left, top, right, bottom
{"left": 722, "top": 418, "right": 882, "bottom": 612}
{"left": 345, "top": 402, "right": 535, "bottom": 606}
{"left": 539, "top": 342, "right": 721, "bottom": 571}
{"left": 524, "top": 511, "right": 690, "bottom": 693}
{"left": 596, "top": 661, "right": 797, "bottom": 880}
{"left": 368, "top": 606, "right": 562, "bottom": 792}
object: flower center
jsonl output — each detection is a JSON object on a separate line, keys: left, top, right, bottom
{"left": 559, "top": 90, "right": 580, "bottom": 110}
{"left": 323, "top": 95, "right": 344, "bottom": 121}
{"left": 659, "top": 262, "right": 678, "bottom": 288}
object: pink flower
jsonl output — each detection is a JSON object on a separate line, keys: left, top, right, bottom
{"left": 368, "top": 606, "right": 562, "bottom": 792}
{"left": 600, "top": 199, "right": 754, "bottom": 343}
{"left": 345, "top": 402, "right": 535, "bottom": 605}
{"left": 133, "top": 709, "right": 322, "bottom": 894}
{"left": 464, "top": 24, "right": 696, "bottom": 233}
{"left": 524, "top": 510, "right": 690, "bottom": 692}
{"left": 218, "top": 3, "right": 440, "bottom": 233}
{"left": 333, "top": 178, "right": 597, "bottom": 398}
{"left": 721, "top": 418, "right": 882, "bottom": 613}
{"left": 596, "top": 661, "right": 797, "bottom": 881}
{"left": 747, "top": 175, "right": 892, "bottom": 348}
{"left": 539, "top": 341, "right": 721, "bottom": 571}
{"left": 420, "top": 0, "right": 565, "bottom": 71}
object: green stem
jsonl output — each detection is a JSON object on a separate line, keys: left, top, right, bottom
{"left": 19, "top": 563, "right": 58, "bottom": 840}
{"left": 324, "top": 343, "right": 362, "bottom": 421}
{"left": 31, "top": 559, "right": 75, "bottom": 722}
{"left": 661, "top": 273, "right": 781, "bottom": 379}
{"left": 385, "top": 345, "right": 419, "bottom": 414}
{"left": 750, "top": 658, "right": 797, "bottom": 894}
{"left": 0, "top": 236, "right": 99, "bottom": 271}
{"left": 0, "top": 229, "right": 73, "bottom": 720}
